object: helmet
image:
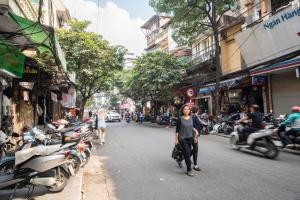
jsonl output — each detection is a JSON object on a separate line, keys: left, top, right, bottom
{"left": 291, "top": 106, "right": 300, "bottom": 113}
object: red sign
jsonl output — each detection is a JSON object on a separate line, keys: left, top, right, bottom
{"left": 186, "top": 89, "right": 195, "bottom": 97}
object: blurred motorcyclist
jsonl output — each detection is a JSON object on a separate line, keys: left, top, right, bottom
{"left": 236, "top": 104, "right": 263, "bottom": 143}
{"left": 280, "top": 106, "right": 300, "bottom": 148}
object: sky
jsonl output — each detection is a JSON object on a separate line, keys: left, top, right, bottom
{"left": 62, "top": 0, "right": 155, "bottom": 56}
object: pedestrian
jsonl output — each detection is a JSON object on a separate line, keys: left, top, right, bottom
{"left": 175, "top": 104, "right": 200, "bottom": 177}
{"left": 140, "top": 112, "right": 144, "bottom": 124}
{"left": 97, "top": 109, "right": 107, "bottom": 144}
{"left": 136, "top": 111, "right": 141, "bottom": 123}
{"left": 88, "top": 110, "right": 93, "bottom": 118}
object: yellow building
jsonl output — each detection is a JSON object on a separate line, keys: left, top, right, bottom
{"left": 220, "top": 21, "right": 244, "bottom": 75}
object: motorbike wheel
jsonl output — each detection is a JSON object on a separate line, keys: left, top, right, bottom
{"left": 0, "top": 160, "right": 15, "bottom": 175}
{"left": 47, "top": 168, "right": 69, "bottom": 192}
{"left": 230, "top": 135, "right": 241, "bottom": 151}
{"left": 68, "top": 154, "right": 81, "bottom": 174}
{"left": 264, "top": 143, "right": 279, "bottom": 159}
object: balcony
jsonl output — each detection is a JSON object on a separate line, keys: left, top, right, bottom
{"left": 191, "top": 45, "right": 216, "bottom": 66}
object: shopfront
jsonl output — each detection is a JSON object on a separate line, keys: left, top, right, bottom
{"left": 198, "top": 76, "right": 267, "bottom": 115}
{"left": 251, "top": 56, "right": 300, "bottom": 116}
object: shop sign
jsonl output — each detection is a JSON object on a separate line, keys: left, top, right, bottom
{"left": 21, "top": 66, "right": 39, "bottom": 82}
{"left": 186, "top": 88, "right": 195, "bottom": 97}
{"left": 187, "top": 99, "right": 195, "bottom": 107}
{"left": 264, "top": 7, "right": 300, "bottom": 30}
{"left": 235, "top": 4, "right": 300, "bottom": 67}
{"left": 0, "top": 44, "right": 25, "bottom": 78}
{"left": 23, "top": 66, "right": 38, "bottom": 74}
{"left": 252, "top": 76, "right": 267, "bottom": 85}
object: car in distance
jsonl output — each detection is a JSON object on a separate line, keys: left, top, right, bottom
{"left": 106, "top": 111, "right": 122, "bottom": 122}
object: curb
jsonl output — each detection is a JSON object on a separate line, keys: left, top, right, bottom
{"left": 37, "top": 168, "right": 84, "bottom": 200}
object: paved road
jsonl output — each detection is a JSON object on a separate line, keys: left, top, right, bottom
{"left": 94, "top": 122, "right": 300, "bottom": 200}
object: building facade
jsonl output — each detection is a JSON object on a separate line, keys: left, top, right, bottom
{"left": 235, "top": 0, "right": 300, "bottom": 116}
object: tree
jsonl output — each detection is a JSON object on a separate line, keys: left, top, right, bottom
{"left": 57, "top": 20, "right": 125, "bottom": 118}
{"left": 150, "top": 0, "right": 238, "bottom": 114}
{"left": 117, "top": 51, "right": 187, "bottom": 119}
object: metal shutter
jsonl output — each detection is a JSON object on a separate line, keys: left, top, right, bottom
{"left": 271, "top": 72, "right": 300, "bottom": 116}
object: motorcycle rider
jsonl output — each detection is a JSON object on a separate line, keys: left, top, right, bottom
{"left": 236, "top": 104, "right": 263, "bottom": 143}
{"left": 280, "top": 106, "right": 300, "bottom": 148}
{"left": 125, "top": 111, "right": 131, "bottom": 122}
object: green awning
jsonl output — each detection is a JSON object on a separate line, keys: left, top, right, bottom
{"left": 8, "top": 13, "right": 67, "bottom": 70}
{"left": 0, "top": 37, "right": 25, "bottom": 78}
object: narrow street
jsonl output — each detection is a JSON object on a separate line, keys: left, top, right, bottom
{"left": 84, "top": 122, "right": 300, "bottom": 200}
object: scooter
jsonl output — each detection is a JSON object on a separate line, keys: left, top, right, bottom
{"left": 0, "top": 143, "right": 76, "bottom": 199}
{"left": 276, "top": 125, "right": 300, "bottom": 151}
{"left": 126, "top": 116, "right": 131, "bottom": 123}
{"left": 230, "top": 123, "right": 283, "bottom": 159}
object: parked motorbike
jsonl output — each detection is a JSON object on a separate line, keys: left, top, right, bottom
{"left": 230, "top": 122, "right": 282, "bottom": 159}
{"left": 212, "top": 113, "right": 239, "bottom": 135}
{"left": 0, "top": 142, "right": 76, "bottom": 199}
{"left": 156, "top": 115, "right": 177, "bottom": 126}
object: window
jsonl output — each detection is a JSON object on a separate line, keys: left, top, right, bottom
{"left": 271, "top": 0, "right": 293, "bottom": 12}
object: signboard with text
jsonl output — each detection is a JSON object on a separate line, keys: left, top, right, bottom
{"left": 235, "top": 4, "right": 300, "bottom": 67}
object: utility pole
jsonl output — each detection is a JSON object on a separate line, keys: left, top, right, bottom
{"left": 211, "top": 0, "right": 221, "bottom": 115}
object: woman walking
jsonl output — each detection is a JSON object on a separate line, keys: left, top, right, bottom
{"left": 175, "top": 105, "right": 200, "bottom": 176}
{"left": 97, "top": 109, "right": 107, "bottom": 145}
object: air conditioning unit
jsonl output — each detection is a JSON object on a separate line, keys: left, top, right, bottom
{"left": 244, "top": 15, "right": 253, "bottom": 26}
{"left": 0, "top": 0, "right": 9, "bottom": 16}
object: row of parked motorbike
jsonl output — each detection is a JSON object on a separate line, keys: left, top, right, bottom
{"left": 0, "top": 118, "right": 94, "bottom": 199}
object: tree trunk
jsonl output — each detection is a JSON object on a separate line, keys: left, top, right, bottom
{"left": 212, "top": 0, "right": 221, "bottom": 116}
{"left": 79, "top": 98, "right": 87, "bottom": 120}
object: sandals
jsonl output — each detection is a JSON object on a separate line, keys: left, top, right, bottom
{"left": 193, "top": 165, "right": 201, "bottom": 171}
{"left": 186, "top": 171, "right": 194, "bottom": 177}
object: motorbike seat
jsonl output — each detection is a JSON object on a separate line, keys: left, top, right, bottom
{"left": 15, "top": 144, "right": 62, "bottom": 166}
{"left": 0, "top": 174, "right": 14, "bottom": 182}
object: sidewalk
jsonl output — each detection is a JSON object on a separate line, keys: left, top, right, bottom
{"left": 81, "top": 154, "right": 117, "bottom": 200}
{"left": 0, "top": 169, "right": 83, "bottom": 200}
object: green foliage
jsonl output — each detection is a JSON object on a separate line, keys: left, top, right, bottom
{"left": 56, "top": 19, "right": 126, "bottom": 102}
{"left": 118, "top": 51, "right": 187, "bottom": 104}
{"left": 149, "top": 0, "right": 238, "bottom": 45}
{"left": 109, "top": 95, "right": 120, "bottom": 107}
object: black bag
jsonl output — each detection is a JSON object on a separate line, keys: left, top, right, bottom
{"left": 171, "top": 144, "right": 184, "bottom": 162}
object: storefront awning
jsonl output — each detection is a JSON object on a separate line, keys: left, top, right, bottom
{"left": 198, "top": 76, "right": 247, "bottom": 94}
{"left": 0, "top": 37, "right": 25, "bottom": 78}
{"left": 0, "top": 14, "right": 67, "bottom": 70}
{"left": 251, "top": 56, "right": 300, "bottom": 76}
{"left": 199, "top": 86, "right": 215, "bottom": 94}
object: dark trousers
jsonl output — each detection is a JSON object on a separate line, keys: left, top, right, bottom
{"left": 239, "top": 127, "right": 259, "bottom": 142}
{"left": 180, "top": 138, "right": 194, "bottom": 171}
{"left": 191, "top": 142, "right": 198, "bottom": 165}
{"left": 283, "top": 129, "right": 299, "bottom": 145}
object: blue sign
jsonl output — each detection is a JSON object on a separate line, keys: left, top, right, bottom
{"left": 264, "top": 7, "right": 300, "bottom": 30}
{"left": 252, "top": 76, "right": 267, "bottom": 85}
